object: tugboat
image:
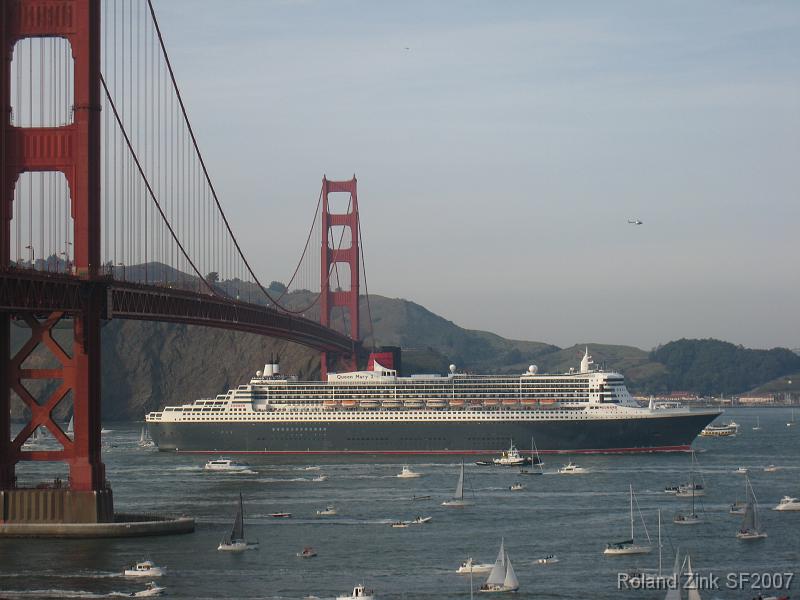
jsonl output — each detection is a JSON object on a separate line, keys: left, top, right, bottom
{"left": 396, "top": 465, "right": 422, "bottom": 478}
{"left": 477, "top": 441, "right": 536, "bottom": 467}
{"left": 336, "top": 585, "right": 374, "bottom": 600}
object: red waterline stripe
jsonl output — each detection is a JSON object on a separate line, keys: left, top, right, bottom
{"left": 174, "top": 445, "right": 691, "bottom": 455}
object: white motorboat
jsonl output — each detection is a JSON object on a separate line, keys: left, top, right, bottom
{"left": 736, "top": 475, "right": 768, "bottom": 540}
{"left": 217, "top": 493, "right": 259, "bottom": 552}
{"left": 396, "top": 465, "right": 422, "bottom": 478}
{"left": 204, "top": 457, "right": 250, "bottom": 472}
{"left": 479, "top": 441, "right": 534, "bottom": 467}
{"left": 131, "top": 582, "right": 166, "bottom": 597}
{"left": 316, "top": 505, "right": 337, "bottom": 516}
{"left": 478, "top": 539, "right": 519, "bottom": 593}
{"left": 457, "top": 557, "right": 494, "bottom": 574}
{"left": 123, "top": 561, "right": 164, "bottom": 577}
{"left": 773, "top": 496, "right": 800, "bottom": 511}
{"left": 734, "top": 466, "right": 748, "bottom": 475}
{"left": 411, "top": 515, "right": 432, "bottom": 524}
{"left": 558, "top": 461, "right": 587, "bottom": 474}
{"left": 534, "top": 554, "right": 559, "bottom": 564}
{"left": 312, "top": 474, "right": 328, "bottom": 482}
{"left": 764, "top": 464, "right": 780, "bottom": 473}
{"left": 509, "top": 482, "right": 524, "bottom": 491}
{"left": 603, "top": 484, "right": 652, "bottom": 556}
{"left": 391, "top": 521, "right": 409, "bottom": 528}
{"left": 336, "top": 584, "right": 374, "bottom": 600}
{"left": 442, "top": 460, "right": 472, "bottom": 507}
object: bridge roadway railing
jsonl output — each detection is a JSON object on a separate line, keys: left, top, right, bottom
{"left": 0, "top": 269, "right": 355, "bottom": 354}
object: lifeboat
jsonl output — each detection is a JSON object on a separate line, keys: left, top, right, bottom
{"left": 521, "top": 399, "right": 538, "bottom": 406}
{"left": 427, "top": 400, "right": 447, "bottom": 408}
{"left": 340, "top": 400, "right": 357, "bottom": 408}
{"left": 382, "top": 400, "right": 401, "bottom": 408}
{"left": 483, "top": 399, "right": 499, "bottom": 406}
{"left": 449, "top": 400, "right": 465, "bottom": 407}
{"left": 360, "top": 400, "right": 379, "bottom": 408}
{"left": 538, "top": 399, "right": 557, "bottom": 405}
{"left": 502, "top": 400, "right": 519, "bottom": 406}
{"left": 323, "top": 400, "right": 338, "bottom": 408}
{"left": 404, "top": 399, "right": 423, "bottom": 407}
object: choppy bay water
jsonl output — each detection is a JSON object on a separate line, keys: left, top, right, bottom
{"left": 1, "top": 407, "right": 799, "bottom": 599}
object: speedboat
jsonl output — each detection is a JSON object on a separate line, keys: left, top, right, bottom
{"left": 764, "top": 465, "right": 780, "bottom": 473}
{"left": 457, "top": 557, "right": 494, "bottom": 574}
{"left": 269, "top": 512, "right": 292, "bottom": 518}
{"left": 535, "top": 555, "right": 559, "bottom": 565}
{"left": 734, "top": 466, "right": 749, "bottom": 475}
{"left": 336, "top": 584, "right": 374, "bottom": 600}
{"left": 509, "top": 483, "right": 524, "bottom": 491}
{"left": 558, "top": 462, "right": 586, "bottom": 474}
{"left": 131, "top": 582, "right": 165, "bottom": 597}
{"left": 296, "top": 546, "right": 318, "bottom": 558}
{"left": 123, "top": 561, "right": 164, "bottom": 577}
{"left": 397, "top": 465, "right": 422, "bottom": 478}
{"left": 312, "top": 474, "right": 328, "bottom": 482}
{"left": 411, "top": 515, "right": 432, "bottom": 524}
{"left": 391, "top": 521, "right": 409, "bottom": 528}
{"left": 773, "top": 496, "right": 800, "bottom": 511}
{"left": 316, "top": 505, "right": 337, "bottom": 516}
{"left": 204, "top": 458, "right": 250, "bottom": 472}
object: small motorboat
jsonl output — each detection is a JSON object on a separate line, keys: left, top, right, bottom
{"left": 734, "top": 467, "right": 749, "bottom": 475}
{"left": 675, "top": 484, "right": 705, "bottom": 498}
{"left": 664, "top": 485, "right": 680, "bottom": 494}
{"left": 729, "top": 502, "right": 747, "bottom": 515}
{"left": 336, "top": 584, "right": 374, "bottom": 600}
{"left": 558, "top": 462, "right": 586, "bottom": 474}
{"left": 131, "top": 582, "right": 165, "bottom": 597}
{"left": 312, "top": 474, "right": 328, "bottom": 482}
{"left": 509, "top": 483, "right": 524, "bottom": 491}
{"left": 123, "top": 560, "right": 164, "bottom": 577}
{"left": 764, "top": 465, "right": 780, "bottom": 473}
{"left": 269, "top": 512, "right": 292, "bottom": 518}
{"left": 773, "top": 496, "right": 800, "bottom": 511}
{"left": 391, "top": 521, "right": 409, "bottom": 528}
{"left": 411, "top": 515, "right": 432, "bottom": 524}
{"left": 457, "top": 557, "right": 494, "bottom": 574}
{"left": 535, "top": 554, "right": 559, "bottom": 565}
{"left": 296, "top": 546, "right": 318, "bottom": 558}
{"left": 204, "top": 458, "right": 251, "bottom": 472}
{"left": 397, "top": 465, "right": 422, "bottom": 478}
{"left": 316, "top": 505, "right": 337, "bottom": 516}
{"left": 411, "top": 494, "right": 431, "bottom": 501}
{"left": 673, "top": 512, "right": 704, "bottom": 525}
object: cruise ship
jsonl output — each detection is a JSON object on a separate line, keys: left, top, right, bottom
{"left": 145, "top": 349, "right": 721, "bottom": 455}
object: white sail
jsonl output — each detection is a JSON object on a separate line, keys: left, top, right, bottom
{"left": 485, "top": 539, "right": 506, "bottom": 586}
{"left": 503, "top": 555, "right": 519, "bottom": 591}
{"left": 685, "top": 555, "right": 701, "bottom": 600}
{"left": 454, "top": 460, "right": 464, "bottom": 500}
{"left": 67, "top": 416, "right": 73, "bottom": 435}
{"left": 664, "top": 550, "right": 683, "bottom": 600}
{"left": 139, "top": 426, "right": 146, "bottom": 444}
{"left": 741, "top": 502, "right": 755, "bottom": 532}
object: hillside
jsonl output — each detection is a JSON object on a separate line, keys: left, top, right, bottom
{"left": 8, "top": 279, "right": 798, "bottom": 420}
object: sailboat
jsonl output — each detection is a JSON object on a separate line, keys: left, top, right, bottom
{"left": 217, "top": 492, "right": 259, "bottom": 551}
{"left": 664, "top": 549, "right": 682, "bottom": 600}
{"left": 604, "top": 484, "right": 652, "bottom": 555}
{"left": 139, "top": 425, "right": 154, "bottom": 448}
{"left": 684, "top": 554, "right": 702, "bottom": 600}
{"left": 736, "top": 475, "right": 767, "bottom": 540}
{"left": 518, "top": 436, "right": 544, "bottom": 476}
{"left": 66, "top": 416, "right": 74, "bottom": 435}
{"left": 442, "top": 460, "right": 471, "bottom": 507}
{"left": 674, "top": 455, "right": 704, "bottom": 525}
{"left": 478, "top": 538, "right": 519, "bottom": 593}
{"left": 752, "top": 416, "right": 761, "bottom": 431}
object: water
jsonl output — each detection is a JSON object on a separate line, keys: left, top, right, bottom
{"left": 2, "top": 408, "right": 799, "bottom": 599}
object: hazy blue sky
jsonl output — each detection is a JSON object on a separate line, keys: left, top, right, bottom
{"left": 153, "top": 0, "right": 799, "bottom": 350}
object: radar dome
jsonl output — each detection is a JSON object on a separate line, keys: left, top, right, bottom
{"left": 528, "top": 365, "right": 538, "bottom": 374}
{"left": 449, "top": 364, "right": 457, "bottom": 374}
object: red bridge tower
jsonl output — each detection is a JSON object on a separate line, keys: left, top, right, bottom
{"left": 319, "top": 176, "right": 360, "bottom": 379}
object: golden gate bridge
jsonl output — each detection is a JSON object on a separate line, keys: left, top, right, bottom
{"left": 0, "top": 0, "right": 372, "bottom": 528}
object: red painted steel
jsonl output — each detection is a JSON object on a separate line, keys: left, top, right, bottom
{"left": 1, "top": 0, "right": 104, "bottom": 492}
{"left": 319, "top": 176, "right": 360, "bottom": 379}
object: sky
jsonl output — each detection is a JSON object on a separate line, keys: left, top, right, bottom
{"left": 151, "top": 0, "right": 799, "bottom": 351}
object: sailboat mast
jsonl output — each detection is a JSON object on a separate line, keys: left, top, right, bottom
{"left": 629, "top": 483, "right": 634, "bottom": 540}
{"left": 658, "top": 509, "right": 662, "bottom": 577}
{"left": 239, "top": 492, "right": 244, "bottom": 539}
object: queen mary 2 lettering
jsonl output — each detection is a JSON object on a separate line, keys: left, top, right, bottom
{"left": 145, "top": 349, "right": 721, "bottom": 455}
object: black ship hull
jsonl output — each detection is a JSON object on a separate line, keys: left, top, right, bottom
{"left": 149, "top": 410, "right": 720, "bottom": 455}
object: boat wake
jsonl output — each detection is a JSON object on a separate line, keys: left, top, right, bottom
{"left": 0, "top": 589, "right": 149, "bottom": 598}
